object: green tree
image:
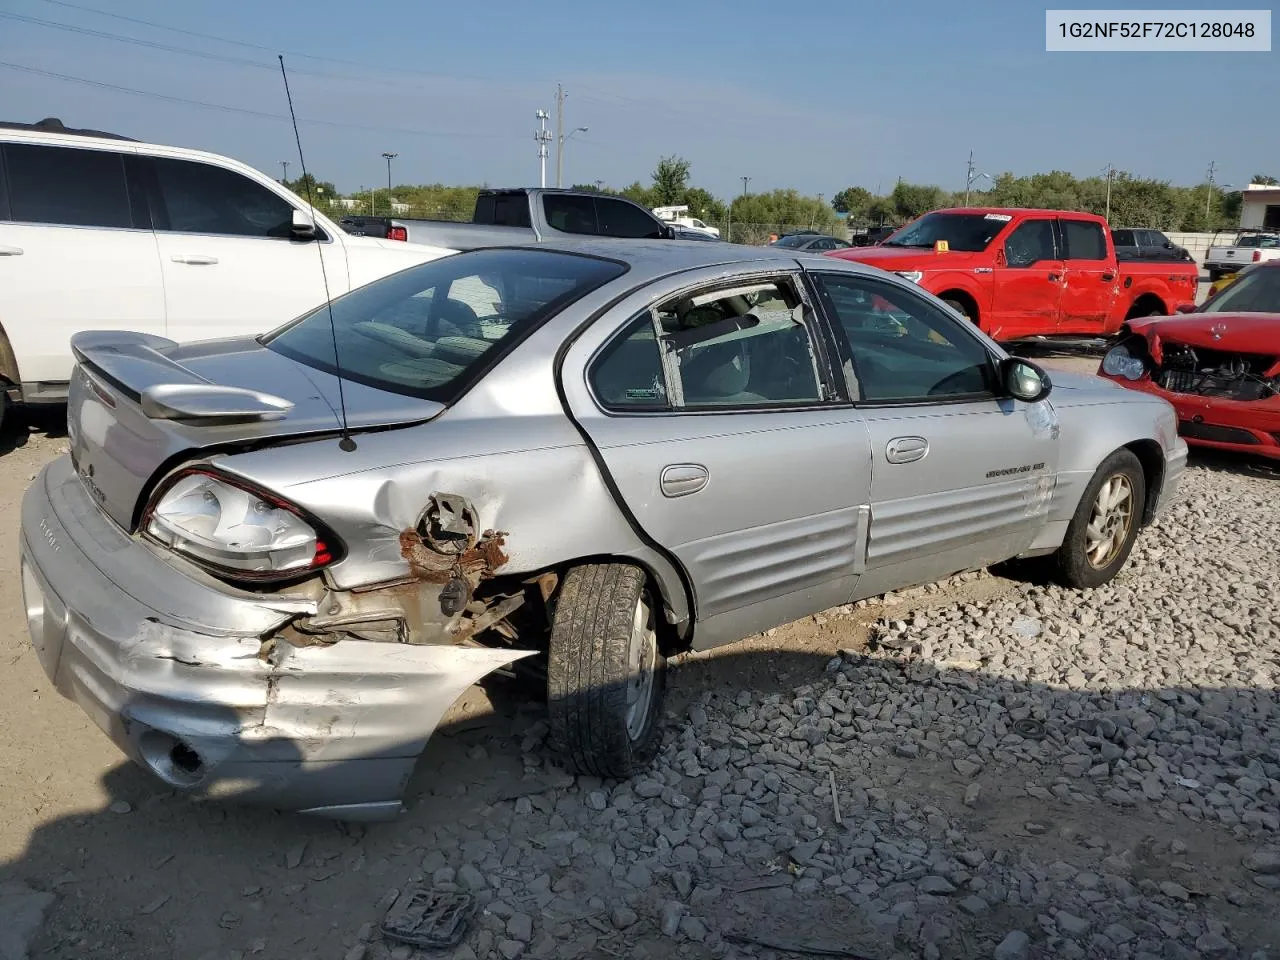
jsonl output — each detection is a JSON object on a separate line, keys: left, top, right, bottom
{"left": 831, "top": 186, "right": 874, "bottom": 218}
{"left": 651, "top": 155, "right": 691, "bottom": 206}
{"left": 1250, "top": 174, "right": 1278, "bottom": 186}
{"left": 891, "top": 181, "right": 945, "bottom": 220}
{"left": 866, "top": 197, "right": 895, "bottom": 225}
{"left": 681, "top": 186, "right": 726, "bottom": 222}
{"left": 284, "top": 174, "right": 339, "bottom": 206}
{"left": 618, "top": 181, "right": 656, "bottom": 207}
{"left": 728, "top": 189, "right": 840, "bottom": 243}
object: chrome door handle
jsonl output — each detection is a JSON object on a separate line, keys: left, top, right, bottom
{"left": 660, "top": 463, "right": 709, "bottom": 498}
{"left": 170, "top": 254, "right": 219, "bottom": 265}
{"left": 0, "top": 245, "right": 24, "bottom": 256}
{"left": 885, "top": 436, "right": 929, "bottom": 464}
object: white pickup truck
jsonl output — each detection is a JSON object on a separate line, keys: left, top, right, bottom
{"left": 0, "top": 119, "right": 454, "bottom": 430}
{"left": 1204, "top": 230, "right": 1280, "bottom": 280}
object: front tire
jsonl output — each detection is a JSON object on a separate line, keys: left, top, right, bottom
{"left": 1053, "top": 449, "right": 1146, "bottom": 589}
{"left": 547, "top": 563, "right": 666, "bottom": 779}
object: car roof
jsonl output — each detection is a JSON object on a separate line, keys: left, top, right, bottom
{"left": 492, "top": 237, "right": 880, "bottom": 281}
{"left": 932, "top": 206, "right": 1108, "bottom": 221}
{"left": 0, "top": 117, "right": 136, "bottom": 141}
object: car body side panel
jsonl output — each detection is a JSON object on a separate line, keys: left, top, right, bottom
{"left": 555, "top": 262, "right": 874, "bottom": 645}
{"left": 1017, "top": 371, "right": 1186, "bottom": 554}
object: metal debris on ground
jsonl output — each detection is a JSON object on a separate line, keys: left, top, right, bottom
{"left": 380, "top": 887, "right": 477, "bottom": 949}
{"left": 1012, "top": 718, "right": 1047, "bottom": 740}
{"left": 723, "top": 931, "right": 880, "bottom": 958}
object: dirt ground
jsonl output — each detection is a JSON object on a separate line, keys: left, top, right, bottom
{"left": 2, "top": 354, "right": 1273, "bottom": 960}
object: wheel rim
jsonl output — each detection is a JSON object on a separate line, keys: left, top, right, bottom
{"left": 624, "top": 597, "right": 658, "bottom": 741}
{"left": 1085, "top": 474, "right": 1134, "bottom": 569}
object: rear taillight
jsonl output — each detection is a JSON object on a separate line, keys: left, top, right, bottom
{"left": 1254, "top": 250, "right": 1263, "bottom": 262}
{"left": 388, "top": 226, "right": 408, "bottom": 242}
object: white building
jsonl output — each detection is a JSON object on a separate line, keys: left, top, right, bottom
{"left": 1240, "top": 183, "right": 1280, "bottom": 231}
{"left": 390, "top": 202, "right": 410, "bottom": 215}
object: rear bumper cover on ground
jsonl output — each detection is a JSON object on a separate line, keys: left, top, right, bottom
{"left": 20, "top": 456, "right": 532, "bottom": 820}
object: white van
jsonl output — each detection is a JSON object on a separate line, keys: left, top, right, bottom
{"left": 0, "top": 119, "right": 454, "bottom": 428}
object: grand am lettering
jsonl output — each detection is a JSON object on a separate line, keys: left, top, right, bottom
{"left": 986, "top": 462, "right": 1046, "bottom": 479}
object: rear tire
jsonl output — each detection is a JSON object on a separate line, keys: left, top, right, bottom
{"left": 944, "top": 298, "right": 975, "bottom": 324}
{"left": 547, "top": 563, "right": 666, "bottom": 779}
{"left": 1052, "top": 449, "right": 1146, "bottom": 589}
{"left": 1207, "top": 269, "right": 1222, "bottom": 282}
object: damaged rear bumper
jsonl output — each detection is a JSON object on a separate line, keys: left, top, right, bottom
{"left": 20, "top": 456, "right": 533, "bottom": 820}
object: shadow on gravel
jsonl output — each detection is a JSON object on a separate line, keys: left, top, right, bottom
{"left": 0, "top": 404, "right": 67, "bottom": 457}
{"left": 1188, "top": 448, "right": 1280, "bottom": 481}
{"left": 2, "top": 641, "right": 1278, "bottom": 960}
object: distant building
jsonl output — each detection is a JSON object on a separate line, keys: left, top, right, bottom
{"left": 390, "top": 202, "right": 410, "bottom": 215}
{"left": 336, "top": 197, "right": 361, "bottom": 211}
{"left": 1240, "top": 183, "right": 1280, "bottom": 230}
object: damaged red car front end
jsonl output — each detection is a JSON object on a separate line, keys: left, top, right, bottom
{"left": 1097, "top": 312, "right": 1280, "bottom": 458}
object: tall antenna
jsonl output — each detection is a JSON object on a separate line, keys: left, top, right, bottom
{"left": 278, "top": 55, "right": 356, "bottom": 452}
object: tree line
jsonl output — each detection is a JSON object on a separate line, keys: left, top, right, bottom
{"left": 285, "top": 160, "right": 1275, "bottom": 237}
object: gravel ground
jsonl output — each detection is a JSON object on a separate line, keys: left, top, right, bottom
{"left": 1, "top": 369, "right": 1278, "bottom": 960}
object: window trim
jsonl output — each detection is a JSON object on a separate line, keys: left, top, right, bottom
{"left": 585, "top": 269, "right": 843, "bottom": 417}
{"left": 806, "top": 269, "right": 1003, "bottom": 409}
{"left": 139, "top": 155, "right": 332, "bottom": 244}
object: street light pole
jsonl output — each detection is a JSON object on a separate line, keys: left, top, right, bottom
{"left": 381, "top": 152, "right": 397, "bottom": 199}
{"left": 741, "top": 176, "right": 750, "bottom": 197}
{"left": 280, "top": 160, "right": 290, "bottom": 183}
{"left": 1104, "top": 163, "right": 1114, "bottom": 223}
{"left": 557, "top": 124, "right": 588, "bottom": 189}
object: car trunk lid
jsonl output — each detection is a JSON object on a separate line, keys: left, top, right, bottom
{"left": 67, "top": 331, "right": 444, "bottom": 531}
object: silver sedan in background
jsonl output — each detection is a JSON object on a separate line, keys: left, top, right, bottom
{"left": 21, "top": 240, "right": 1186, "bottom": 819}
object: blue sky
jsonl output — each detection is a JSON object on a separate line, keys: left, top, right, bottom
{"left": 1, "top": 0, "right": 1276, "bottom": 200}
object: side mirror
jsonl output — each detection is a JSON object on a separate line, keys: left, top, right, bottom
{"left": 291, "top": 209, "right": 318, "bottom": 241}
{"left": 1174, "top": 302, "right": 1197, "bottom": 314}
{"left": 1163, "top": 241, "right": 1173, "bottom": 248}
{"left": 1000, "top": 356, "right": 1052, "bottom": 403}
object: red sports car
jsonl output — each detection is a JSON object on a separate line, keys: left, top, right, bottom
{"left": 1098, "top": 261, "right": 1280, "bottom": 459}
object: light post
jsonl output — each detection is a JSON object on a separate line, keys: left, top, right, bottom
{"left": 381, "top": 152, "right": 397, "bottom": 212}
{"left": 741, "top": 176, "right": 750, "bottom": 197}
{"left": 557, "top": 126, "right": 587, "bottom": 187}
{"left": 280, "top": 160, "right": 290, "bottom": 184}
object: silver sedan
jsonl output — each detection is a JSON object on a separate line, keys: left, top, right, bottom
{"left": 20, "top": 240, "right": 1187, "bottom": 819}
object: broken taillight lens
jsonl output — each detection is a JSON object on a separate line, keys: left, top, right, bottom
{"left": 141, "top": 467, "right": 342, "bottom": 583}
{"left": 388, "top": 225, "right": 408, "bottom": 241}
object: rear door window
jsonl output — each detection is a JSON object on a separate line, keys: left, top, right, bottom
{"left": 595, "top": 198, "right": 664, "bottom": 238}
{"left": 1060, "top": 219, "right": 1107, "bottom": 260}
{"left": 543, "top": 194, "right": 598, "bottom": 235}
{"left": 2, "top": 143, "right": 134, "bottom": 228}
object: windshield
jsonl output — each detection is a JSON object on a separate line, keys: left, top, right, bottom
{"left": 1237, "top": 234, "right": 1280, "bottom": 248}
{"left": 264, "top": 249, "right": 626, "bottom": 401}
{"left": 881, "top": 212, "right": 1010, "bottom": 252}
{"left": 772, "top": 234, "right": 813, "bottom": 248}
{"left": 1199, "top": 264, "right": 1280, "bottom": 313}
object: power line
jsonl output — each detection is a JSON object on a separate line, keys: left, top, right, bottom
{"left": 32, "top": 0, "right": 744, "bottom": 121}
{"left": 0, "top": 61, "right": 520, "bottom": 142}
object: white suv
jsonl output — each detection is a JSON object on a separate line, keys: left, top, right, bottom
{"left": 0, "top": 119, "right": 454, "bottom": 428}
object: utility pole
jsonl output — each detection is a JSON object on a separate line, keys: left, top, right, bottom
{"left": 1104, "top": 162, "right": 1114, "bottom": 223}
{"left": 741, "top": 176, "right": 750, "bottom": 197}
{"left": 594, "top": 179, "right": 604, "bottom": 191}
{"left": 1205, "top": 160, "right": 1217, "bottom": 220}
{"left": 382, "top": 152, "right": 397, "bottom": 195}
{"left": 534, "top": 110, "right": 551, "bottom": 188}
{"left": 554, "top": 83, "right": 565, "bottom": 188}
{"left": 280, "top": 160, "right": 289, "bottom": 183}
{"left": 964, "top": 151, "right": 974, "bottom": 205}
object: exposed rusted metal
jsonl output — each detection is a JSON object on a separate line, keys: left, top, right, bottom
{"left": 446, "top": 593, "right": 526, "bottom": 646}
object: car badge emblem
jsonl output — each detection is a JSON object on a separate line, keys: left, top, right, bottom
{"left": 1210, "top": 322, "right": 1227, "bottom": 340}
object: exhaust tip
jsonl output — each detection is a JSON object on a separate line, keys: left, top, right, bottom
{"left": 138, "top": 731, "right": 206, "bottom": 787}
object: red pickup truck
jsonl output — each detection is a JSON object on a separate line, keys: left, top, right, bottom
{"left": 827, "top": 208, "right": 1200, "bottom": 341}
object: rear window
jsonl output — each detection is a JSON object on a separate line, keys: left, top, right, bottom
{"left": 2, "top": 143, "right": 134, "bottom": 228}
{"left": 1200, "top": 263, "right": 1280, "bottom": 313}
{"left": 1061, "top": 219, "right": 1107, "bottom": 260}
{"left": 1238, "top": 235, "right": 1280, "bottom": 248}
{"left": 263, "top": 249, "right": 626, "bottom": 402}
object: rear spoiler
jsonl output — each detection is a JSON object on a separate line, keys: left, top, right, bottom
{"left": 70, "top": 331, "right": 294, "bottom": 423}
